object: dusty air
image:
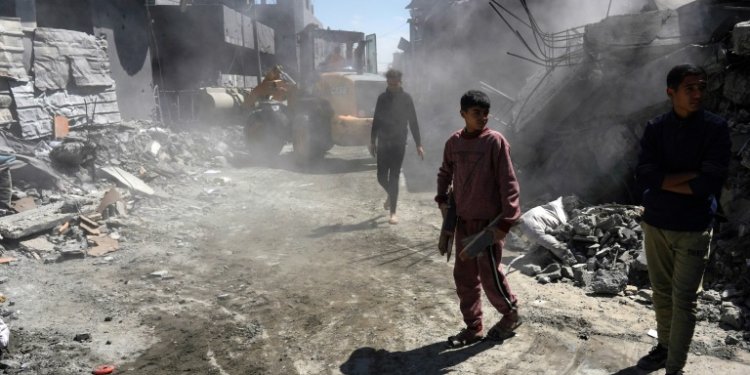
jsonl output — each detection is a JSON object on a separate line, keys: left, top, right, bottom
{"left": 0, "top": 0, "right": 748, "bottom": 374}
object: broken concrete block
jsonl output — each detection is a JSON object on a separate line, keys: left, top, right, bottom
{"left": 536, "top": 263, "right": 563, "bottom": 284}
{"left": 701, "top": 289, "right": 722, "bottom": 304}
{"left": 86, "top": 235, "right": 119, "bottom": 257}
{"left": 50, "top": 141, "right": 93, "bottom": 167}
{"left": 720, "top": 304, "right": 744, "bottom": 330}
{"left": 520, "top": 264, "right": 542, "bottom": 276}
{"left": 11, "top": 197, "right": 37, "bottom": 213}
{"left": 561, "top": 265, "right": 575, "bottom": 280}
{"left": 586, "top": 257, "right": 597, "bottom": 271}
{"left": 633, "top": 251, "right": 648, "bottom": 271}
{"left": 723, "top": 70, "right": 750, "bottom": 106}
{"left": 638, "top": 289, "right": 654, "bottom": 302}
{"left": 725, "top": 333, "right": 742, "bottom": 345}
{"left": 99, "top": 167, "right": 155, "bottom": 196}
{"left": 572, "top": 263, "right": 586, "bottom": 278}
{"left": 149, "top": 270, "right": 169, "bottom": 278}
{"left": 20, "top": 237, "right": 56, "bottom": 252}
{"left": 0, "top": 202, "right": 74, "bottom": 239}
{"left": 591, "top": 269, "right": 628, "bottom": 295}
{"left": 734, "top": 21, "right": 750, "bottom": 56}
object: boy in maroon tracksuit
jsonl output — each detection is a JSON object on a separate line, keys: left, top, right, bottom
{"left": 436, "top": 90, "right": 522, "bottom": 347}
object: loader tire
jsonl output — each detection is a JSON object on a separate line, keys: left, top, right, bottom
{"left": 291, "top": 98, "right": 333, "bottom": 163}
{"left": 244, "top": 102, "right": 290, "bottom": 158}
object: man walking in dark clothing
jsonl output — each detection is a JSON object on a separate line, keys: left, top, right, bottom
{"left": 370, "top": 69, "right": 424, "bottom": 225}
{"left": 635, "top": 64, "right": 731, "bottom": 375}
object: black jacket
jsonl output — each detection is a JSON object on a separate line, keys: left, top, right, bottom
{"left": 371, "top": 88, "right": 421, "bottom": 147}
{"left": 636, "top": 109, "right": 731, "bottom": 231}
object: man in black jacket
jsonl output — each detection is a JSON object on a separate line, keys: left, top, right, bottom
{"left": 635, "top": 64, "right": 731, "bottom": 375}
{"left": 370, "top": 69, "right": 424, "bottom": 225}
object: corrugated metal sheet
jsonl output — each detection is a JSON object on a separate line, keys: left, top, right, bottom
{"left": 11, "top": 80, "right": 121, "bottom": 139}
{"left": 10, "top": 81, "right": 49, "bottom": 139}
{"left": 0, "top": 17, "right": 30, "bottom": 82}
{"left": 45, "top": 87, "right": 121, "bottom": 126}
{"left": 0, "top": 78, "right": 12, "bottom": 126}
{"left": 223, "top": 5, "right": 254, "bottom": 48}
{"left": 33, "top": 28, "right": 115, "bottom": 91}
{"left": 0, "top": 109, "right": 12, "bottom": 125}
{"left": 256, "top": 21, "right": 275, "bottom": 55}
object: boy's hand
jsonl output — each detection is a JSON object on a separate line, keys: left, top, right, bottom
{"left": 368, "top": 143, "right": 376, "bottom": 157}
{"left": 439, "top": 203, "right": 449, "bottom": 219}
{"left": 417, "top": 145, "right": 425, "bottom": 160}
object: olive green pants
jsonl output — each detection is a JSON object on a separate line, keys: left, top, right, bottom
{"left": 641, "top": 222, "right": 712, "bottom": 373}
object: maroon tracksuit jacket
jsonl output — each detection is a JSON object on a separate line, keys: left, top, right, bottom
{"left": 436, "top": 126, "right": 521, "bottom": 331}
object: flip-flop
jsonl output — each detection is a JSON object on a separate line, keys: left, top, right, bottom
{"left": 447, "top": 333, "right": 483, "bottom": 348}
{"left": 486, "top": 319, "right": 522, "bottom": 341}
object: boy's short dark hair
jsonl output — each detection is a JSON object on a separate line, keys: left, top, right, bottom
{"left": 666, "top": 64, "right": 706, "bottom": 90}
{"left": 385, "top": 69, "right": 402, "bottom": 80}
{"left": 460, "top": 90, "right": 491, "bottom": 112}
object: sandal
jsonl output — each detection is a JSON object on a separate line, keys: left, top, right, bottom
{"left": 486, "top": 310, "right": 522, "bottom": 341}
{"left": 447, "top": 327, "right": 483, "bottom": 348}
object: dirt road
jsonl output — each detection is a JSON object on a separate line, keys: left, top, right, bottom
{"left": 2, "top": 145, "right": 749, "bottom": 374}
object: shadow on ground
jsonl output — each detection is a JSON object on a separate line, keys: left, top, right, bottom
{"left": 231, "top": 152, "right": 376, "bottom": 175}
{"left": 611, "top": 365, "right": 651, "bottom": 374}
{"left": 310, "top": 216, "right": 386, "bottom": 238}
{"left": 340, "top": 340, "right": 499, "bottom": 375}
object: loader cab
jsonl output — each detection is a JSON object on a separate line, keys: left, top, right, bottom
{"left": 297, "top": 27, "right": 378, "bottom": 90}
{"left": 315, "top": 73, "right": 385, "bottom": 118}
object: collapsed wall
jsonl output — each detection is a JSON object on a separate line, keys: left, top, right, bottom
{"left": 0, "top": 18, "right": 121, "bottom": 140}
{"left": 507, "top": 1, "right": 750, "bottom": 334}
{"left": 508, "top": 3, "right": 750, "bottom": 204}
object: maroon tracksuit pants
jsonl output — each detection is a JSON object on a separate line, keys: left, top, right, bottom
{"left": 453, "top": 218, "right": 517, "bottom": 332}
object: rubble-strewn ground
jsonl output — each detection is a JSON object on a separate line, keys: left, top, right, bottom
{"left": 1, "top": 144, "right": 749, "bottom": 374}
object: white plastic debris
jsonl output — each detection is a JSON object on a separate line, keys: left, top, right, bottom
{"left": 0, "top": 317, "right": 9, "bottom": 348}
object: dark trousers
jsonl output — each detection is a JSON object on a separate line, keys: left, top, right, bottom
{"left": 376, "top": 141, "right": 406, "bottom": 214}
{"left": 454, "top": 218, "right": 517, "bottom": 331}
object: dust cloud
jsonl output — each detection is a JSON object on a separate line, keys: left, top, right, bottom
{"left": 400, "top": 0, "right": 665, "bottom": 203}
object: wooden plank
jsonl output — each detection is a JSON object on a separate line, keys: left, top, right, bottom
{"left": 79, "top": 215, "right": 99, "bottom": 228}
{"left": 87, "top": 235, "right": 119, "bottom": 257}
{"left": 11, "top": 196, "right": 37, "bottom": 212}
{"left": 79, "top": 221, "right": 101, "bottom": 236}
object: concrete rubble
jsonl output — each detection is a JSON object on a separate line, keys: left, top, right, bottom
{"left": 515, "top": 204, "right": 646, "bottom": 295}
{"left": 502, "top": 0, "right": 750, "bottom": 338}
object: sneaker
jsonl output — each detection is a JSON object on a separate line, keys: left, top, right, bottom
{"left": 637, "top": 344, "right": 668, "bottom": 371}
{"left": 383, "top": 197, "right": 390, "bottom": 210}
{"left": 388, "top": 214, "right": 398, "bottom": 225}
{"left": 487, "top": 308, "right": 522, "bottom": 341}
{"left": 447, "top": 327, "right": 483, "bottom": 348}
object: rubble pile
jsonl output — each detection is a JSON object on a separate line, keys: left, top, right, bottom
{"left": 517, "top": 204, "right": 647, "bottom": 296}
{"left": 38, "top": 121, "right": 245, "bottom": 187}
{"left": 0, "top": 120, "right": 248, "bottom": 266}
{"left": 696, "top": 23, "right": 750, "bottom": 333}
{"left": 501, "top": 2, "right": 750, "bottom": 339}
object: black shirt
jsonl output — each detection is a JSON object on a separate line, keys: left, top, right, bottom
{"left": 636, "top": 109, "right": 731, "bottom": 231}
{"left": 371, "top": 88, "right": 421, "bottom": 147}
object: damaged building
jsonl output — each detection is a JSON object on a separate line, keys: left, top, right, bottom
{"left": 0, "top": 0, "right": 323, "bottom": 138}
{"left": 399, "top": 0, "right": 750, "bottom": 329}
